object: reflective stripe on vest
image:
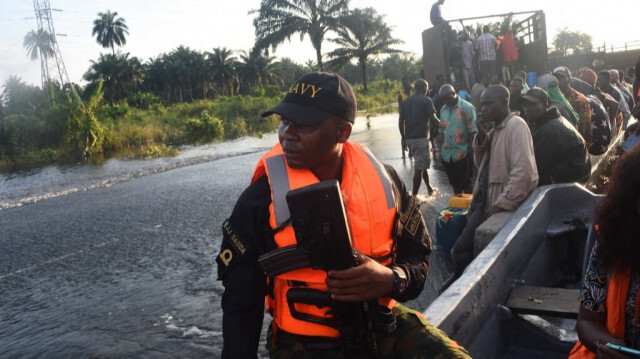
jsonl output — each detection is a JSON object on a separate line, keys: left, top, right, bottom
{"left": 255, "top": 141, "right": 397, "bottom": 337}
{"left": 362, "top": 146, "right": 395, "bottom": 210}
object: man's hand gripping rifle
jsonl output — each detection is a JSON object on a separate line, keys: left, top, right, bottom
{"left": 258, "top": 180, "right": 395, "bottom": 358}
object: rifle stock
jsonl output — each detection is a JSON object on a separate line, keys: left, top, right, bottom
{"left": 286, "top": 180, "right": 357, "bottom": 270}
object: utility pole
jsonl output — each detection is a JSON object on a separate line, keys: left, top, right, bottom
{"left": 33, "top": 0, "right": 69, "bottom": 89}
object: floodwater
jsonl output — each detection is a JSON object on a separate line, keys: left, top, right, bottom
{"left": 0, "top": 114, "right": 455, "bottom": 358}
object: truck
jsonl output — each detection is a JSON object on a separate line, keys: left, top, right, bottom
{"left": 421, "top": 10, "right": 548, "bottom": 87}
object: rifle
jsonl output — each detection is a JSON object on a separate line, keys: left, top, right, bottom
{"left": 258, "top": 180, "right": 396, "bottom": 358}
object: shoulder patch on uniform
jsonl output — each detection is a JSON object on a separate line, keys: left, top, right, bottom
{"left": 222, "top": 220, "right": 247, "bottom": 255}
{"left": 400, "top": 196, "right": 421, "bottom": 236}
{"left": 217, "top": 220, "right": 248, "bottom": 279}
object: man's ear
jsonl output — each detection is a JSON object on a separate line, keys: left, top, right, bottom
{"left": 338, "top": 122, "right": 352, "bottom": 143}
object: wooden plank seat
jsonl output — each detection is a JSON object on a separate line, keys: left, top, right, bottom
{"left": 506, "top": 286, "right": 580, "bottom": 319}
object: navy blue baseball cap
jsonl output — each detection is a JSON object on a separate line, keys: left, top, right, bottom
{"left": 261, "top": 72, "right": 357, "bottom": 125}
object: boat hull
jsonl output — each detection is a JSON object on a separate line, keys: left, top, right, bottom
{"left": 425, "top": 183, "right": 601, "bottom": 357}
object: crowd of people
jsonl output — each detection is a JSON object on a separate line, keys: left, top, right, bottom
{"left": 438, "top": 19, "right": 522, "bottom": 95}
{"left": 399, "top": 53, "right": 639, "bottom": 293}
{"left": 402, "top": 64, "right": 638, "bottom": 197}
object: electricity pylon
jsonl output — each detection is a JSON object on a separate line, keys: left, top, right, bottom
{"left": 33, "top": 0, "right": 69, "bottom": 88}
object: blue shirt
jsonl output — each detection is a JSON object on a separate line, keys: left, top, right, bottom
{"left": 457, "top": 90, "right": 471, "bottom": 102}
{"left": 440, "top": 98, "right": 477, "bottom": 163}
{"left": 430, "top": 2, "right": 444, "bottom": 25}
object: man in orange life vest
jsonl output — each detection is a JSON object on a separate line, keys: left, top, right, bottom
{"left": 216, "top": 72, "right": 469, "bottom": 358}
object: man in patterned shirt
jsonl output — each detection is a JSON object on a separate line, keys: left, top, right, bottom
{"left": 474, "top": 26, "right": 497, "bottom": 83}
{"left": 438, "top": 84, "right": 477, "bottom": 195}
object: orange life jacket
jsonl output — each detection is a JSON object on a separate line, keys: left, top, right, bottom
{"left": 252, "top": 141, "right": 398, "bottom": 337}
{"left": 568, "top": 266, "right": 632, "bottom": 358}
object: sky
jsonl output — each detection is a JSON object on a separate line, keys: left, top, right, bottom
{"left": 1, "top": 0, "right": 638, "bottom": 88}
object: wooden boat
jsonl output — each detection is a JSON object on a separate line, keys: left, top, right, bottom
{"left": 425, "top": 183, "right": 601, "bottom": 358}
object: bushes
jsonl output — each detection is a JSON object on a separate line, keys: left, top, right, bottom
{"left": 173, "top": 100, "right": 211, "bottom": 118}
{"left": 143, "top": 144, "right": 179, "bottom": 158}
{"left": 0, "top": 114, "right": 25, "bottom": 159}
{"left": 223, "top": 117, "right": 248, "bottom": 139}
{"left": 0, "top": 112, "right": 67, "bottom": 161}
{"left": 354, "top": 79, "right": 400, "bottom": 115}
{"left": 13, "top": 148, "right": 57, "bottom": 170}
{"left": 100, "top": 101, "right": 130, "bottom": 120}
{"left": 211, "top": 95, "right": 281, "bottom": 138}
{"left": 0, "top": 150, "right": 12, "bottom": 172}
{"left": 184, "top": 111, "right": 224, "bottom": 142}
{"left": 0, "top": 86, "right": 290, "bottom": 172}
{"left": 127, "top": 92, "right": 161, "bottom": 109}
{"left": 251, "top": 85, "right": 282, "bottom": 99}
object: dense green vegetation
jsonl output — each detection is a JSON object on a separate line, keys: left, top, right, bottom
{"left": 2, "top": 0, "right": 423, "bottom": 172}
{"left": 0, "top": 77, "right": 408, "bottom": 172}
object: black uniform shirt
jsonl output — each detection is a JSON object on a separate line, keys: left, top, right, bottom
{"left": 217, "top": 164, "right": 431, "bottom": 359}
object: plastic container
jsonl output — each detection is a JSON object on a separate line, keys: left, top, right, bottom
{"left": 526, "top": 71, "right": 537, "bottom": 89}
{"left": 623, "top": 132, "right": 640, "bottom": 152}
{"left": 435, "top": 207, "right": 468, "bottom": 251}
{"left": 448, "top": 194, "right": 473, "bottom": 209}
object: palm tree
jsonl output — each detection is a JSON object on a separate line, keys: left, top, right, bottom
{"left": 162, "top": 46, "right": 204, "bottom": 102}
{"left": 92, "top": 10, "right": 129, "bottom": 54}
{"left": 83, "top": 52, "right": 145, "bottom": 102}
{"left": 2, "top": 76, "right": 27, "bottom": 104}
{"left": 207, "top": 47, "right": 237, "bottom": 97}
{"left": 304, "top": 59, "right": 318, "bottom": 72}
{"left": 326, "top": 8, "right": 403, "bottom": 91}
{"left": 237, "top": 49, "right": 279, "bottom": 94}
{"left": 273, "top": 58, "right": 306, "bottom": 90}
{"left": 144, "top": 55, "right": 170, "bottom": 101}
{"left": 2, "top": 75, "right": 38, "bottom": 114}
{"left": 24, "top": 29, "right": 66, "bottom": 90}
{"left": 252, "top": 0, "right": 349, "bottom": 71}
{"left": 23, "top": 29, "right": 55, "bottom": 61}
{"left": 382, "top": 54, "right": 421, "bottom": 83}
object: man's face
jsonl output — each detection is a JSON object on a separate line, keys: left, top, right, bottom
{"left": 553, "top": 73, "right": 570, "bottom": 90}
{"left": 509, "top": 81, "right": 523, "bottom": 97}
{"left": 597, "top": 74, "right": 610, "bottom": 90}
{"left": 523, "top": 99, "right": 546, "bottom": 122}
{"left": 610, "top": 70, "right": 619, "bottom": 84}
{"left": 278, "top": 116, "right": 342, "bottom": 170}
{"left": 479, "top": 90, "right": 505, "bottom": 123}
{"left": 441, "top": 90, "right": 457, "bottom": 106}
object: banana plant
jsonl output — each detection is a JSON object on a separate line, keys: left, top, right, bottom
{"left": 68, "top": 80, "right": 106, "bottom": 160}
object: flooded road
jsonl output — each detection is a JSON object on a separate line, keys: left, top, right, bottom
{"left": 0, "top": 114, "right": 455, "bottom": 358}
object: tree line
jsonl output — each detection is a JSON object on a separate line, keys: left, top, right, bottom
{"left": 16, "top": 1, "right": 411, "bottom": 105}
{"left": 1, "top": 1, "right": 425, "bottom": 171}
